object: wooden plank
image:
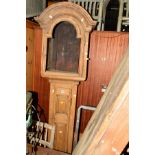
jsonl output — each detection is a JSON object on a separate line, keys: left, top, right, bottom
{"left": 73, "top": 49, "right": 129, "bottom": 155}
{"left": 33, "top": 27, "right": 50, "bottom": 122}
{"left": 26, "top": 27, "right": 34, "bottom": 91}
{"left": 92, "top": 95, "right": 128, "bottom": 155}
{"left": 26, "top": 20, "right": 50, "bottom": 121}
{"left": 76, "top": 31, "right": 129, "bottom": 132}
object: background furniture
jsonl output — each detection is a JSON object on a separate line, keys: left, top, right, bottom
{"left": 117, "top": 0, "right": 129, "bottom": 32}
{"left": 26, "top": 0, "right": 46, "bottom": 18}
{"left": 68, "top": 0, "right": 110, "bottom": 30}
{"left": 27, "top": 121, "right": 55, "bottom": 149}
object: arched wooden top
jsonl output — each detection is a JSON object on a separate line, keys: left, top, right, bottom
{"left": 35, "top": 2, "right": 96, "bottom": 37}
{"left": 35, "top": 2, "right": 96, "bottom": 81}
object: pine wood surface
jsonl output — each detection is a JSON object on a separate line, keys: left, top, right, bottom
{"left": 26, "top": 27, "right": 34, "bottom": 91}
{"left": 26, "top": 20, "right": 50, "bottom": 121}
{"left": 48, "top": 80, "right": 79, "bottom": 153}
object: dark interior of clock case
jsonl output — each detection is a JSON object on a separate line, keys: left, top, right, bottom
{"left": 46, "top": 21, "right": 81, "bottom": 73}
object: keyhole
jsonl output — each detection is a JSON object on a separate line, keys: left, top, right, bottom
{"left": 26, "top": 46, "right": 28, "bottom": 52}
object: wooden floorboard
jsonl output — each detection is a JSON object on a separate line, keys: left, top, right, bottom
{"left": 27, "top": 144, "right": 70, "bottom": 155}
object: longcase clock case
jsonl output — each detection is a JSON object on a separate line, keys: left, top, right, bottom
{"left": 35, "top": 2, "right": 96, "bottom": 153}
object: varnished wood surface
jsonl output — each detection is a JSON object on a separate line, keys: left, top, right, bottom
{"left": 33, "top": 27, "right": 50, "bottom": 121}
{"left": 26, "top": 20, "right": 39, "bottom": 92}
{"left": 26, "top": 20, "right": 40, "bottom": 29}
{"left": 26, "top": 20, "right": 50, "bottom": 121}
{"left": 26, "top": 27, "right": 34, "bottom": 91}
{"left": 73, "top": 50, "right": 129, "bottom": 155}
{"left": 76, "top": 31, "right": 129, "bottom": 132}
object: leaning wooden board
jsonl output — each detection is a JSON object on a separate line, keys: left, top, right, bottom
{"left": 72, "top": 50, "right": 129, "bottom": 155}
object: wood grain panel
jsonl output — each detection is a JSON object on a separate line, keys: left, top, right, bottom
{"left": 26, "top": 27, "right": 34, "bottom": 91}
{"left": 77, "top": 31, "right": 129, "bottom": 133}
{"left": 32, "top": 25, "right": 50, "bottom": 122}
{"left": 73, "top": 50, "right": 129, "bottom": 155}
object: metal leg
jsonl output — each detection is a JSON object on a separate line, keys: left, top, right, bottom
{"left": 73, "top": 105, "right": 96, "bottom": 148}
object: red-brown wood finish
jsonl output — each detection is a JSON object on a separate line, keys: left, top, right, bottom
{"left": 77, "top": 31, "right": 129, "bottom": 133}
{"left": 33, "top": 27, "right": 50, "bottom": 121}
{"left": 27, "top": 20, "right": 50, "bottom": 121}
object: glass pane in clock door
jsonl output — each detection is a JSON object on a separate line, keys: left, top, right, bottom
{"left": 46, "top": 21, "right": 81, "bottom": 73}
